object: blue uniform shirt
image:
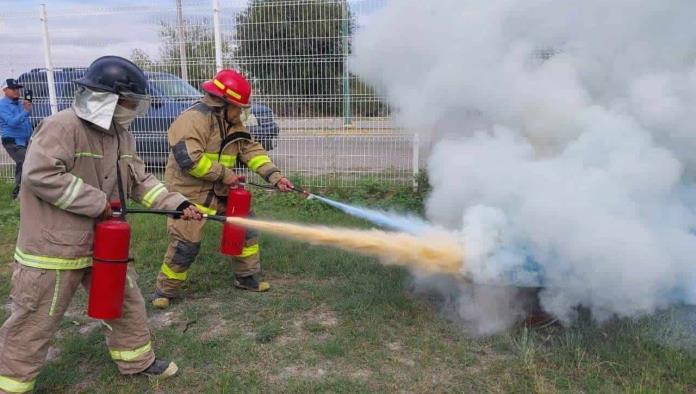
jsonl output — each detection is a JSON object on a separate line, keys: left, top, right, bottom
{"left": 0, "top": 97, "right": 33, "bottom": 146}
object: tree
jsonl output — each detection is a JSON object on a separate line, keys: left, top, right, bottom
{"left": 130, "top": 48, "right": 154, "bottom": 71}
{"left": 235, "top": 0, "right": 353, "bottom": 116}
{"left": 131, "top": 21, "right": 233, "bottom": 88}
{"left": 131, "top": 1, "right": 387, "bottom": 118}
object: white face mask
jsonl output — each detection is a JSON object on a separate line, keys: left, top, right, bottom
{"left": 113, "top": 104, "right": 138, "bottom": 130}
{"left": 72, "top": 86, "right": 119, "bottom": 130}
{"left": 240, "top": 107, "right": 250, "bottom": 122}
{"left": 241, "top": 107, "right": 258, "bottom": 127}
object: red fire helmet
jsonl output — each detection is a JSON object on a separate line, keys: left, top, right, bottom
{"left": 201, "top": 69, "right": 252, "bottom": 107}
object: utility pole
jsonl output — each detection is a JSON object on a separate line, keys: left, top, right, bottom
{"left": 176, "top": 0, "right": 189, "bottom": 82}
{"left": 213, "top": 0, "right": 223, "bottom": 71}
{"left": 341, "top": 0, "right": 352, "bottom": 127}
{"left": 40, "top": 4, "right": 58, "bottom": 115}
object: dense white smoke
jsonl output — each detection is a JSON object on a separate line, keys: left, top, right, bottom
{"left": 350, "top": 0, "right": 696, "bottom": 331}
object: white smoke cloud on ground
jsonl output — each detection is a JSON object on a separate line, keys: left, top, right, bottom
{"left": 350, "top": 0, "right": 696, "bottom": 332}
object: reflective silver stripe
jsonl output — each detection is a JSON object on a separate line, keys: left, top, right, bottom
{"left": 142, "top": 183, "right": 166, "bottom": 208}
{"left": 15, "top": 248, "right": 92, "bottom": 270}
{"left": 74, "top": 152, "right": 103, "bottom": 159}
{"left": 49, "top": 270, "right": 61, "bottom": 316}
{"left": 55, "top": 175, "right": 83, "bottom": 210}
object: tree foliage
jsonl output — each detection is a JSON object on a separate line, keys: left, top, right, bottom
{"left": 132, "top": 1, "right": 387, "bottom": 117}
{"left": 235, "top": 0, "right": 353, "bottom": 116}
{"left": 131, "top": 22, "right": 233, "bottom": 88}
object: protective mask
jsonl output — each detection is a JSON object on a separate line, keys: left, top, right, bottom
{"left": 241, "top": 107, "right": 258, "bottom": 127}
{"left": 72, "top": 86, "right": 119, "bottom": 130}
{"left": 240, "top": 107, "right": 250, "bottom": 122}
{"left": 113, "top": 104, "right": 138, "bottom": 130}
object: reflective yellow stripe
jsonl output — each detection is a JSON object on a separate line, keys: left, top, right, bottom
{"left": 110, "top": 341, "right": 152, "bottom": 361}
{"left": 213, "top": 79, "right": 242, "bottom": 100}
{"left": 226, "top": 88, "right": 242, "bottom": 100}
{"left": 142, "top": 183, "right": 166, "bottom": 208}
{"left": 194, "top": 204, "right": 217, "bottom": 216}
{"left": 238, "top": 244, "right": 259, "bottom": 258}
{"left": 189, "top": 154, "right": 214, "bottom": 178}
{"left": 219, "top": 154, "right": 236, "bottom": 168}
{"left": 120, "top": 154, "right": 134, "bottom": 160}
{"left": 202, "top": 152, "right": 236, "bottom": 169}
{"left": 213, "top": 79, "right": 226, "bottom": 90}
{"left": 49, "top": 271, "right": 60, "bottom": 316}
{"left": 247, "top": 155, "right": 272, "bottom": 172}
{"left": 15, "top": 248, "right": 92, "bottom": 270}
{"left": 0, "top": 375, "right": 35, "bottom": 393}
{"left": 55, "top": 175, "right": 83, "bottom": 209}
{"left": 74, "top": 152, "right": 103, "bottom": 159}
{"left": 160, "top": 263, "right": 187, "bottom": 281}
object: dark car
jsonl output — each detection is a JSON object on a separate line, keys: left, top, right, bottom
{"left": 16, "top": 68, "right": 280, "bottom": 168}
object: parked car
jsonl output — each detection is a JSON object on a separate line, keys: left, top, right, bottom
{"left": 16, "top": 68, "right": 280, "bottom": 168}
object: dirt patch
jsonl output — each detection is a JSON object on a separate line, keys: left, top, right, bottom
{"left": 467, "top": 347, "right": 514, "bottom": 375}
{"left": 348, "top": 368, "right": 371, "bottom": 381}
{"left": 267, "top": 305, "right": 339, "bottom": 346}
{"left": 302, "top": 305, "right": 339, "bottom": 328}
{"left": 148, "top": 311, "right": 181, "bottom": 330}
{"left": 280, "top": 365, "right": 328, "bottom": 380}
{"left": 199, "top": 316, "right": 227, "bottom": 341}
{"left": 314, "top": 310, "right": 338, "bottom": 328}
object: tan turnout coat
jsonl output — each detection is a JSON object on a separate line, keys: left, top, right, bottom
{"left": 15, "top": 108, "right": 186, "bottom": 269}
{"left": 164, "top": 95, "right": 283, "bottom": 211}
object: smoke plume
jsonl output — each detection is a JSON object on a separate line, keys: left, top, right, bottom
{"left": 350, "top": 0, "right": 696, "bottom": 331}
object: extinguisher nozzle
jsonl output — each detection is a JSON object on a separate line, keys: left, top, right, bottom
{"left": 202, "top": 214, "right": 228, "bottom": 223}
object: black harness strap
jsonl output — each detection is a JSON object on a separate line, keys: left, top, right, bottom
{"left": 115, "top": 131, "right": 128, "bottom": 218}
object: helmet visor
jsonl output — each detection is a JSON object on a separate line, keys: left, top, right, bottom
{"left": 118, "top": 91, "right": 152, "bottom": 117}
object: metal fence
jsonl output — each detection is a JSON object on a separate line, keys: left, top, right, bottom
{"left": 0, "top": 0, "right": 421, "bottom": 188}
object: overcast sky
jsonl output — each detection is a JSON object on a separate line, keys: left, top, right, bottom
{"left": 0, "top": 0, "right": 385, "bottom": 79}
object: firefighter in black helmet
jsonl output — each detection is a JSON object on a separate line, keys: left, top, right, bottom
{"left": 0, "top": 56, "right": 202, "bottom": 392}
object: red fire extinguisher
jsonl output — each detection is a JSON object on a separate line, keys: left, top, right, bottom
{"left": 220, "top": 177, "right": 251, "bottom": 256}
{"left": 87, "top": 201, "right": 131, "bottom": 320}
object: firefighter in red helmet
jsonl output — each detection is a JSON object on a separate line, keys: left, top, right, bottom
{"left": 152, "top": 69, "right": 294, "bottom": 309}
{"left": 0, "top": 56, "right": 203, "bottom": 393}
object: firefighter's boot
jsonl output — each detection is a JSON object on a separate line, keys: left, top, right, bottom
{"left": 140, "top": 359, "right": 178, "bottom": 378}
{"left": 151, "top": 293, "right": 172, "bottom": 309}
{"left": 234, "top": 274, "right": 270, "bottom": 292}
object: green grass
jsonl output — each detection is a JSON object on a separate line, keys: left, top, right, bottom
{"left": 0, "top": 181, "right": 695, "bottom": 393}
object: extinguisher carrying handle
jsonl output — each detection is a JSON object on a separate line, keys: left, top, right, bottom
{"left": 122, "top": 208, "right": 228, "bottom": 223}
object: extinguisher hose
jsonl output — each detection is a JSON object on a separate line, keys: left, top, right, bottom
{"left": 242, "top": 181, "right": 312, "bottom": 196}
{"left": 121, "top": 208, "right": 228, "bottom": 223}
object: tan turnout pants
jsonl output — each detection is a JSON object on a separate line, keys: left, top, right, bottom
{"left": 0, "top": 263, "right": 155, "bottom": 393}
{"left": 155, "top": 201, "right": 261, "bottom": 298}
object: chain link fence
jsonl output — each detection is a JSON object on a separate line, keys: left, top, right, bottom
{"left": 0, "top": 0, "right": 421, "bottom": 188}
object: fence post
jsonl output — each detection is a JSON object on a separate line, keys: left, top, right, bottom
{"left": 412, "top": 132, "right": 420, "bottom": 190}
{"left": 176, "top": 0, "right": 189, "bottom": 82}
{"left": 341, "top": 0, "right": 351, "bottom": 127}
{"left": 212, "top": 0, "right": 223, "bottom": 71}
{"left": 40, "top": 4, "right": 58, "bottom": 115}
